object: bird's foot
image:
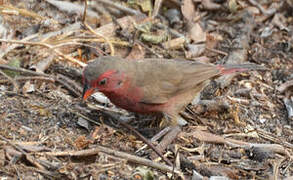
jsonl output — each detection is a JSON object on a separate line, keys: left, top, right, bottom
{"left": 162, "top": 113, "right": 187, "bottom": 126}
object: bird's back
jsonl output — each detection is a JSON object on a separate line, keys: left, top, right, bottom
{"left": 127, "top": 58, "right": 221, "bottom": 105}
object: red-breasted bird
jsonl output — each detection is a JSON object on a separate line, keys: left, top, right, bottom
{"left": 82, "top": 56, "right": 263, "bottom": 125}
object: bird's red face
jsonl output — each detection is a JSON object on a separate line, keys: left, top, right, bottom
{"left": 82, "top": 70, "right": 125, "bottom": 100}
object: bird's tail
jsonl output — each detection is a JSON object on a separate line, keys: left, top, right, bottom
{"left": 217, "top": 63, "right": 266, "bottom": 75}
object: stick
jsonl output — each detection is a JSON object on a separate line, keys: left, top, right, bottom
{"left": 0, "top": 69, "right": 19, "bottom": 92}
{"left": 0, "top": 39, "right": 85, "bottom": 67}
{"left": 42, "top": 145, "right": 182, "bottom": 174}
{"left": 119, "top": 121, "right": 173, "bottom": 166}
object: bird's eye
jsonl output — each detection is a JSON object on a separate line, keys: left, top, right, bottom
{"left": 99, "top": 78, "right": 107, "bottom": 85}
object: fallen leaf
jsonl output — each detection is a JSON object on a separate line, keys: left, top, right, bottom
{"left": 75, "top": 136, "right": 90, "bottom": 149}
{"left": 22, "top": 81, "right": 35, "bottom": 94}
{"left": 185, "top": 44, "right": 205, "bottom": 58}
{"left": 228, "top": 0, "right": 239, "bottom": 13}
{"left": 206, "top": 33, "right": 222, "bottom": 49}
{"left": 202, "top": 0, "right": 222, "bottom": 10}
{"left": 77, "top": 117, "right": 90, "bottom": 131}
{"left": 181, "top": 0, "right": 195, "bottom": 22}
{"left": 188, "top": 23, "right": 206, "bottom": 43}
{"left": 162, "top": 37, "right": 185, "bottom": 50}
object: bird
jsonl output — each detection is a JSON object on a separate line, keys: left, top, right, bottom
{"left": 82, "top": 56, "right": 263, "bottom": 126}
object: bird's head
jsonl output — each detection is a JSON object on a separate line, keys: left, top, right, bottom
{"left": 82, "top": 57, "right": 126, "bottom": 100}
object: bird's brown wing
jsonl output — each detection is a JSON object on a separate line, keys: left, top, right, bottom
{"left": 133, "top": 59, "right": 220, "bottom": 105}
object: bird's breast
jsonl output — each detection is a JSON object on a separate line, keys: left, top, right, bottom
{"left": 102, "top": 86, "right": 165, "bottom": 114}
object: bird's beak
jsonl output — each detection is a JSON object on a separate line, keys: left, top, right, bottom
{"left": 82, "top": 84, "right": 94, "bottom": 101}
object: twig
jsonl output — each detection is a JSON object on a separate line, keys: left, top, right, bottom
{"left": 119, "top": 121, "right": 173, "bottom": 166}
{"left": 188, "top": 129, "right": 291, "bottom": 157}
{"left": 0, "top": 22, "right": 81, "bottom": 59}
{"left": 96, "top": 0, "right": 143, "bottom": 16}
{"left": 0, "top": 64, "right": 49, "bottom": 76}
{"left": 55, "top": 74, "right": 82, "bottom": 97}
{"left": 85, "top": 99, "right": 173, "bottom": 166}
{"left": 69, "top": 109, "right": 101, "bottom": 126}
{"left": 273, "top": 159, "right": 282, "bottom": 180}
{"left": 83, "top": 23, "right": 115, "bottom": 56}
{"left": 0, "top": 39, "right": 85, "bottom": 67}
{"left": 0, "top": 64, "right": 82, "bottom": 97}
{"left": 172, "top": 145, "right": 181, "bottom": 180}
{"left": 55, "top": 38, "right": 130, "bottom": 47}
{"left": 82, "top": 0, "right": 88, "bottom": 22}
{"left": 155, "top": 23, "right": 185, "bottom": 38}
{"left": 41, "top": 145, "right": 182, "bottom": 175}
{"left": 152, "top": 126, "right": 172, "bottom": 142}
{"left": 38, "top": 22, "right": 81, "bottom": 42}
{"left": 248, "top": 0, "right": 276, "bottom": 16}
{"left": 0, "top": 135, "right": 46, "bottom": 170}
{"left": 194, "top": 98, "right": 231, "bottom": 114}
{"left": 99, "top": 109, "right": 173, "bottom": 167}
{"left": 82, "top": 0, "right": 115, "bottom": 56}
{"left": 256, "top": 128, "right": 293, "bottom": 149}
{"left": 0, "top": 76, "right": 55, "bottom": 84}
{"left": 0, "top": 5, "right": 48, "bottom": 20}
{"left": 277, "top": 79, "right": 293, "bottom": 93}
{"left": 20, "top": 165, "right": 61, "bottom": 178}
{"left": 135, "top": 126, "right": 171, "bottom": 154}
{"left": 0, "top": 69, "right": 19, "bottom": 92}
{"left": 155, "top": 126, "right": 181, "bottom": 154}
{"left": 0, "top": 135, "right": 27, "bottom": 154}
{"left": 152, "top": 0, "right": 163, "bottom": 18}
{"left": 0, "top": 34, "right": 38, "bottom": 59}
{"left": 205, "top": 47, "right": 228, "bottom": 56}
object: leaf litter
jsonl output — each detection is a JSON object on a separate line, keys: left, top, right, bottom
{"left": 0, "top": 0, "right": 292, "bottom": 179}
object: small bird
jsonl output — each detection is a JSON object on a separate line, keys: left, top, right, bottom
{"left": 82, "top": 56, "right": 262, "bottom": 125}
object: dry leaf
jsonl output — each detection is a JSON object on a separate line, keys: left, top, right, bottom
{"left": 128, "top": 0, "right": 152, "bottom": 14}
{"left": 32, "top": 55, "right": 54, "bottom": 73}
{"left": 162, "top": 37, "right": 185, "bottom": 50}
{"left": 75, "top": 136, "right": 90, "bottom": 149}
{"left": 181, "top": 0, "right": 195, "bottom": 22}
{"left": 140, "top": 30, "right": 168, "bottom": 44}
{"left": 77, "top": 117, "right": 90, "bottom": 131}
{"left": 272, "top": 13, "right": 289, "bottom": 31}
{"left": 91, "top": 126, "right": 101, "bottom": 140}
{"left": 228, "top": 0, "right": 239, "bottom": 13}
{"left": 22, "top": 81, "right": 35, "bottom": 94}
{"left": 245, "top": 6, "right": 260, "bottom": 15}
{"left": 206, "top": 33, "right": 222, "bottom": 49}
{"left": 46, "top": 0, "right": 99, "bottom": 18}
{"left": 185, "top": 44, "right": 205, "bottom": 58}
{"left": 188, "top": 23, "right": 206, "bottom": 43}
{"left": 201, "top": 0, "right": 222, "bottom": 10}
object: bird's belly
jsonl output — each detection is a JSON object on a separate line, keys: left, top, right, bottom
{"left": 105, "top": 92, "right": 164, "bottom": 114}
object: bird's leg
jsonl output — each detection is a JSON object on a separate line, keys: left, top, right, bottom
{"left": 102, "top": 111, "right": 173, "bottom": 166}
{"left": 161, "top": 113, "right": 187, "bottom": 127}
{"left": 152, "top": 113, "right": 183, "bottom": 156}
{"left": 118, "top": 120, "right": 173, "bottom": 166}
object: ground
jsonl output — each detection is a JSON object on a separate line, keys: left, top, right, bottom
{"left": 0, "top": 0, "right": 293, "bottom": 179}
